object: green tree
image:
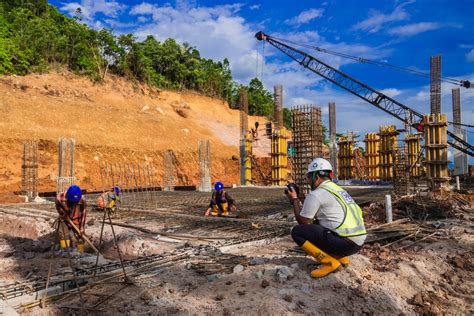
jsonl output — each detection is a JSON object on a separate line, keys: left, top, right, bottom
{"left": 283, "top": 108, "right": 292, "bottom": 130}
{"left": 247, "top": 77, "right": 273, "bottom": 116}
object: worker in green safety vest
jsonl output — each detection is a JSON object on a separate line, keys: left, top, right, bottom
{"left": 285, "top": 158, "right": 367, "bottom": 278}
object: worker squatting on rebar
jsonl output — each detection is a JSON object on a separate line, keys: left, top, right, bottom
{"left": 204, "top": 181, "right": 237, "bottom": 217}
{"left": 55, "top": 185, "right": 87, "bottom": 253}
{"left": 286, "top": 158, "right": 367, "bottom": 278}
{"left": 96, "top": 186, "right": 121, "bottom": 213}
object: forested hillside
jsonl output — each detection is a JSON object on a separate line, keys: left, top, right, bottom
{"left": 0, "top": 0, "right": 294, "bottom": 125}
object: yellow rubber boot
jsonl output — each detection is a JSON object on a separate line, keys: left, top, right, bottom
{"left": 77, "top": 242, "right": 85, "bottom": 253}
{"left": 301, "top": 241, "right": 341, "bottom": 278}
{"left": 338, "top": 256, "right": 350, "bottom": 267}
{"left": 59, "top": 239, "right": 67, "bottom": 249}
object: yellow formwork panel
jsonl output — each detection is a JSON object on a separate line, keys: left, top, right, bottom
{"left": 338, "top": 136, "right": 354, "bottom": 180}
{"left": 271, "top": 129, "right": 288, "bottom": 186}
{"left": 364, "top": 133, "right": 380, "bottom": 181}
{"left": 245, "top": 133, "right": 252, "bottom": 185}
{"left": 405, "top": 134, "right": 421, "bottom": 177}
{"left": 423, "top": 113, "right": 448, "bottom": 187}
{"left": 379, "top": 125, "right": 397, "bottom": 181}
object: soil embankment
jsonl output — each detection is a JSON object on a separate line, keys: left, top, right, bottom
{"left": 0, "top": 72, "right": 270, "bottom": 200}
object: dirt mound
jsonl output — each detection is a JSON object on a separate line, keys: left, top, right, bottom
{"left": 0, "top": 72, "right": 271, "bottom": 199}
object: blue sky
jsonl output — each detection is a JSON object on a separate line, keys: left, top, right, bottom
{"left": 49, "top": 0, "right": 473, "bottom": 160}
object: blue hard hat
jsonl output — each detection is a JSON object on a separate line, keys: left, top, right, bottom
{"left": 66, "top": 185, "right": 82, "bottom": 203}
{"left": 214, "top": 181, "right": 224, "bottom": 191}
{"left": 113, "top": 186, "right": 121, "bottom": 194}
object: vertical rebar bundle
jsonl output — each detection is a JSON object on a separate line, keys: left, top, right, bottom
{"left": 379, "top": 126, "right": 397, "bottom": 181}
{"left": 239, "top": 89, "right": 249, "bottom": 185}
{"left": 57, "top": 138, "right": 75, "bottom": 193}
{"left": 452, "top": 88, "right": 461, "bottom": 133}
{"left": 430, "top": 55, "right": 442, "bottom": 114}
{"left": 198, "top": 140, "right": 212, "bottom": 192}
{"left": 394, "top": 145, "right": 410, "bottom": 196}
{"left": 99, "top": 162, "right": 159, "bottom": 209}
{"left": 451, "top": 88, "right": 468, "bottom": 175}
{"left": 424, "top": 113, "right": 449, "bottom": 188}
{"left": 239, "top": 89, "right": 249, "bottom": 140}
{"left": 328, "top": 102, "right": 337, "bottom": 179}
{"left": 291, "top": 105, "right": 323, "bottom": 194}
{"left": 163, "top": 150, "right": 175, "bottom": 191}
{"left": 271, "top": 129, "right": 288, "bottom": 186}
{"left": 337, "top": 135, "right": 354, "bottom": 180}
{"left": 353, "top": 147, "right": 367, "bottom": 180}
{"left": 21, "top": 140, "right": 38, "bottom": 201}
{"left": 405, "top": 134, "right": 421, "bottom": 177}
{"left": 364, "top": 133, "right": 380, "bottom": 181}
{"left": 273, "top": 85, "right": 283, "bottom": 129}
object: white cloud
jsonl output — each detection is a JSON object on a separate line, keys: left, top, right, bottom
{"left": 388, "top": 22, "right": 442, "bottom": 36}
{"left": 249, "top": 4, "right": 260, "bottom": 10}
{"left": 176, "top": 0, "right": 197, "bottom": 11}
{"left": 285, "top": 8, "right": 324, "bottom": 26}
{"left": 129, "top": 2, "right": 253, "bottom": 82}
{"left": 380, "top": 88, "right": 402, "bottom": 98}
{"left": 466, "top": 49, "right": 474, "bottom": 62}
{"left": 61, "top": 0, "right": 127, "bottom": 24}
{"left": 352, "top": 1, "right": 412, "bottom": 33}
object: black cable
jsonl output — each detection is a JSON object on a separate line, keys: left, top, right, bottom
{"left": 270, "top": 35, "right": 469, "bottom": 87}
{"left": 448, "top": 121, "right": 474, "bottom": 128}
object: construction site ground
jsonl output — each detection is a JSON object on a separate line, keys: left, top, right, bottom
{"left": 1, "top": 186, "right": 472, "bottom": 315}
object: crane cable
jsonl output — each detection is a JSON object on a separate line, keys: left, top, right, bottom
{"left": 269, "top": 35, "right": 470, "bottom": 88}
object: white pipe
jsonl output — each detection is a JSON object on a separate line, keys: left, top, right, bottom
{"left": 456, "top": 176, "right": 460, "bottom": 191}
{"left": 385, "top": 194, "right": 392, "bottom": 223}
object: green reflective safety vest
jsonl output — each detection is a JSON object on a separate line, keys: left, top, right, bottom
{"left": 319, "top": 181, "right": 367, "bottom": 237}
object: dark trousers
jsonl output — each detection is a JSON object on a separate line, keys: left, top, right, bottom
{"left": 291, "top": 224, "right": 362, "bottom": 258}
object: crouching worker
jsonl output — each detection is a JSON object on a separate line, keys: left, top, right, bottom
{"left": 55, "top": 185, "right": 87, "bottom": 252}
{"left": 204, "top": 182, "right": 236, "bottom": 217}
{"left": 96, "top": 186, "right": 121, "bottom": 213}
{"left": 286, "top": 158, "right": 366, "bottom": 278}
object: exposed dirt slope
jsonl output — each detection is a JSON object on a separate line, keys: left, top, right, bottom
{"left": 0, "top": 72, "right": 270, "bottom": 198}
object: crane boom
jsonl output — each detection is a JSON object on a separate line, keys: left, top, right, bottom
{"left": 256, "top": 31, "right": 473, "bottom": 157}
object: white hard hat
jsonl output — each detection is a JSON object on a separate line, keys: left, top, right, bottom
{"left": 307, "top": 158, "right": 333, "bottom": 174}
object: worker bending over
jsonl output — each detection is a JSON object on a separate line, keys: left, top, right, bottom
{"left": 204, "top": 182, "right": 236, "bottom": 217}
{"left": 96, "top": 186, "right": 121, "bottom": 212}
{"left": 286, "top": 158, "right": 366, "bottom": 278}
{"left": 55, "top": 185, "right": 88, "bottom": 252}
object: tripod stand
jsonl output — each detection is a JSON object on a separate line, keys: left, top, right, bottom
{"left": 93, "top": 205, "right": 128, "bottom": 280}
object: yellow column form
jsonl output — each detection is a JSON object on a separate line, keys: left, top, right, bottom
{"left": 405, "top": 134, "right": 421, "bottom": 177}
{"left": 271, "top": 129, "right": 289, "bottom": 186}
{"left": 337, "top": 136, "right": 354, "bottom": 180}
{"left": 379, "top": 125, "right": 397, "bottom": 181}
{"left": 423, "top": 113, "right": 448, "bottom": 188}
{"left": 364, "top": 133, "right": 380, "bottom": 181}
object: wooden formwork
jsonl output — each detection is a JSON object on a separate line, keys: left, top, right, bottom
{"left": 379, "top": 125, "right": 397, "bottom": 181}
{"left": 337, "top": 136, "right": 354, "bottom": 180}
{"left": 271, "top": 129, "right": 288, "bottom": 186}
{"left": 423, "top": 113, "right": 449, "bottom": 187}
{"left": 364, "top": 133, "right": 380, "bottom": 181}
{"left": 405, "top": 134, "right": 422, "bottom": 177}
